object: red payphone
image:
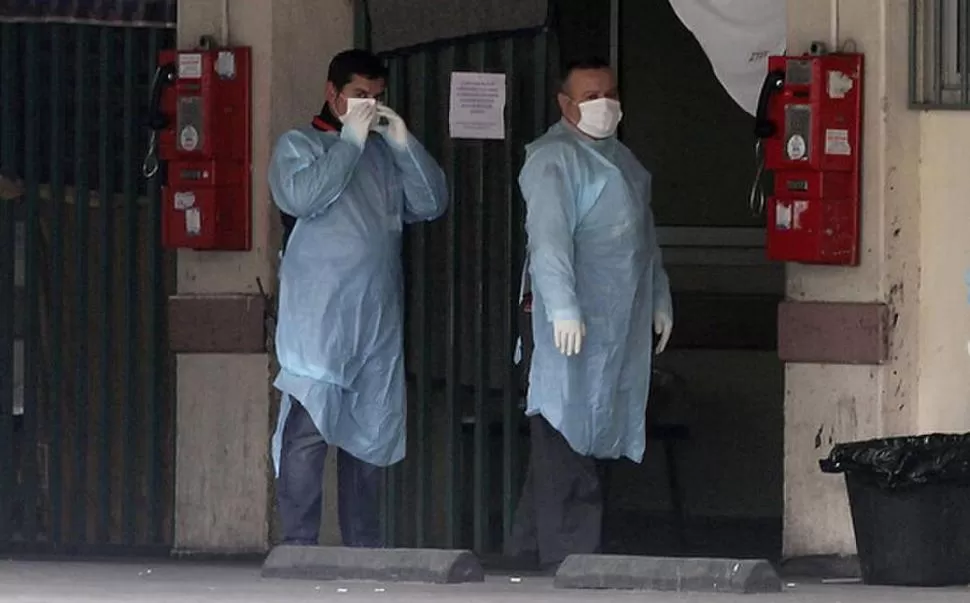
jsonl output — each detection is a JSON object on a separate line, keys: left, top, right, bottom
{"left": 754, "top": 50, "right": 864, "bottom": 266}
{"left": 144, "top": 41, "right": 252, "bottom": 251}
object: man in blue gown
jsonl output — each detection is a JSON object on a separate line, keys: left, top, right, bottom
{"left": 507, "top": 57, "right": 674, "bottom": 569}
{"left": 268, "top": 49, "right": 448, "bottom": 547}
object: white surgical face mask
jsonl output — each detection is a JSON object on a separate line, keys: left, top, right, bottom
{"left": 340, "top": 97, "right": 377, "bottom": 121}
{"left": 575, "top": 98, "right": 623, "bottom": 139}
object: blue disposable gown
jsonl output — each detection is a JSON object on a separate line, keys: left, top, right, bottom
{"left": 520, "top": 121, "right": 672, "bottom": 463}
{"left": 268, "top": 125, "right": 448, "bottom": 474}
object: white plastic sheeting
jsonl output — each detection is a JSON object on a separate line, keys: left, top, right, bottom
{"left": 667, "top": 0, "right": 787, "bottom": 116}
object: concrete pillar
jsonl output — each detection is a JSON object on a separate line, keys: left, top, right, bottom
{"left": 916, "top": 112, "right": 970, "bottom": 432}
{"left": 782, "top": 0, "right": 921, "bottom": 557}
{"left": 173, "top": 0, "right": 352, "bottom": 553}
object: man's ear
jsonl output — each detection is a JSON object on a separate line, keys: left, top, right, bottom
{"left": 557, "top": 91, "right": 571, "bottom": 115}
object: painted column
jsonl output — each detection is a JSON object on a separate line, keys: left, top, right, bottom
{"left": 782, "top": 0, "right": 921, "bottom": 557}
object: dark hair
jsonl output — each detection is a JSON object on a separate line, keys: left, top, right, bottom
{"left": 327, "top": 49, "right": 389, "bottom": 89}
{"left": 560, "top": 56, "right": 611, "bottom": 90}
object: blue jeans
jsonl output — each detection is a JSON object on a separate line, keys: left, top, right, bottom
{"left": 276, "top": 399, "right": 384, "bottom": 547}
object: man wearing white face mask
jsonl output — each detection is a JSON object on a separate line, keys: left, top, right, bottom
{"left": 506, "top": 57, "right": 673, "bottom": 570}
{"left": 268, "top": 49, "right": 448, "bottom": 548}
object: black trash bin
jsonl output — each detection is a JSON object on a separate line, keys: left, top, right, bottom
{"left": 820, "top": 433, "right": 970, "bottom": 587}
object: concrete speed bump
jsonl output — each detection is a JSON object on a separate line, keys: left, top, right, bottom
{"left": 554, "top": 555, "right": 782, "bottom": 594}
{"left": 261, "top": 545, "right": 485, "bottom": 584}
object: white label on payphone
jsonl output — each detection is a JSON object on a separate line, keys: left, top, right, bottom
{"left": 775, "top": 202, "right": 792, "bottom": 231}
{"left": 792, "top": 200, "right": 809, "bottom": 230}
{"left": 185, "top": 208, "right": 202, "bottom": 236}
{"left": 174, "top": 191, "right": 195, "bottom": 210}
{"left": 827, "top": 70, "right": 853, "bottom": 99}
{"left": 824, "top": 129, "right": 851, "bottom": 156}
{"left": 215, "top": 51, "right": 237, "bottom": 79}
{"left": 178, "top": 53, "right": 203, "bottom": 79}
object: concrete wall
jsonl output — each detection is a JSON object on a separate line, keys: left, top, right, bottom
{"left": 917, "top": 113, "right": 970, "bottom": 432}
{"left": 173, "top": 0, "right": 352, "bottom": 553}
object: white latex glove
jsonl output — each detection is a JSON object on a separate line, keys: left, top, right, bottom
{"left": 375, "top": 104, "right": 409, "bottom": 149}
{"left": 553, "top": 319, "right": 586, "bottom": 357}
{"left": 654, "top": 309, "right": 673, "bottom": 355}
{"left": 341, "top": 98, "right": 378, "bottom": 147}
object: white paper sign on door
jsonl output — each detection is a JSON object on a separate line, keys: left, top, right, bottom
{"left": 449, "top": 72, "right": 507, "bottom": 140}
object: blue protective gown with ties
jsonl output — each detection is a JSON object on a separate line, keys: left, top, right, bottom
{"left": 520, "top": 120, "right": 672, "bottom": 463}
{"left": 268, "top": 124, "right": 448, "bottom": 474}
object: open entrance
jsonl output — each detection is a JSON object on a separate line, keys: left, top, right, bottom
{"left": 595, "top": 0, "right": 784, "bottom": 560}
{"left": 343, "top": 0, "right": 786, "bottom": 562}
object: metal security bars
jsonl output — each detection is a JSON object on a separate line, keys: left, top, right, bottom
{"left": 0, "top": 22, "right": 176, "bottom": 554}
{"left": 370, "top": 32, "right": 556, "bottom": 554}
{"left": 0, "top": 0, "right": 176, "bottom": 27}
{"left": 910, "top": 0, "right": 970, "bottom": 108}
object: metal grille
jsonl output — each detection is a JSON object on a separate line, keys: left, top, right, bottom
{"left": 910, "top": 0, "right": 970, "bottom": 108}
{"left": 0, "top": 0, "right": 176, "bottom": 28}
{"left": 0, "top": 22, "right": 176, "bottom": 554}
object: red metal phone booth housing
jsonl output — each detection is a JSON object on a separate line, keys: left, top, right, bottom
{"left": 762, "top": 52, "right": 864, "bottom": 265}
{"left": 156, "top": 47, "right": 251, "bottom": 251}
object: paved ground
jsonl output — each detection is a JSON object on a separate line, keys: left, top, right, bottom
{"left": 0, "top": 560, "right": 968, "bottom": 602}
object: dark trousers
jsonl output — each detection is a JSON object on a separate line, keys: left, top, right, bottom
{"left": 505, "top": 415, "right": 603, "bottom": 567}
{"left": 276, "top": 399, "right": 384, "bottom": 547}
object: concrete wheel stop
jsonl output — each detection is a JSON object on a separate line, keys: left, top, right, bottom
{"left": 261, "top": 545, "right": 485, "bottom": 584}
{"left": 554, "top": 555, "right": 782, "bottom": 594}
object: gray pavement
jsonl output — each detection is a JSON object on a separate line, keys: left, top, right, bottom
{"left": 0, "top": 560, "right": 968, "bottom": 602}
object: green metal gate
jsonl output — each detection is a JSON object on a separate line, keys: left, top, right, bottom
{"left": 367, "top": 25, "right": 560, "bottom": 555}
{"left": 0, "top": 22, "right": 176, "bottom": 554}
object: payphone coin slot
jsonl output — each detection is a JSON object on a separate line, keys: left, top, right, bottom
{"left": 784, "top": 105, "right": 812, "bottom": 161}
{"left": 177, "top": 96, "right": 204, "bottom": 152}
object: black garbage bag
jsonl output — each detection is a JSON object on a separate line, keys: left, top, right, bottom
{"left": 820, "top": 433, "right": 970, "bottom": 490}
